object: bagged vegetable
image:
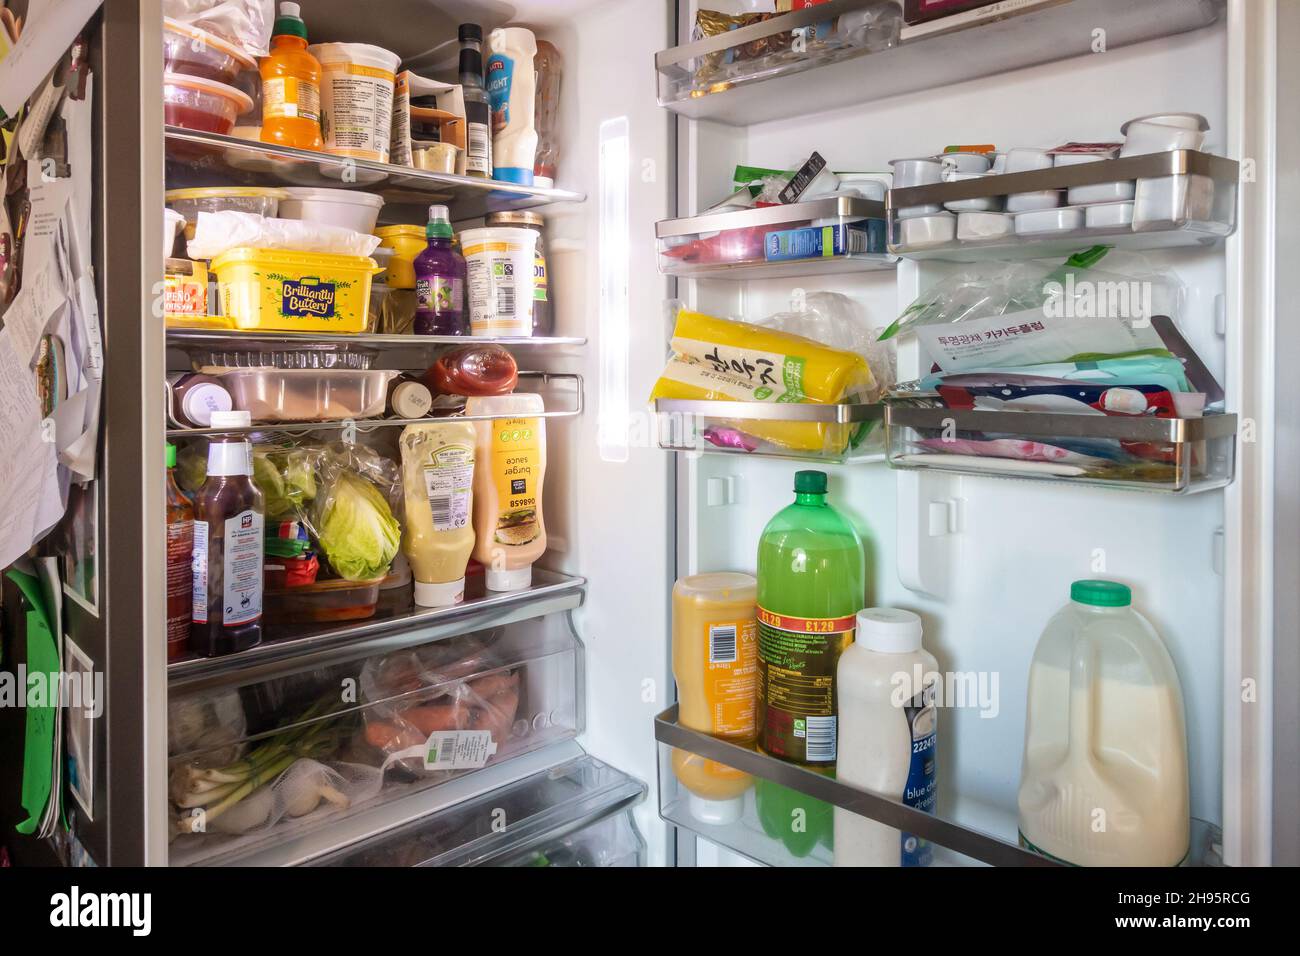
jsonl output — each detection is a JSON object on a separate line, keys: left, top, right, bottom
{"left": 253, "top": 440, "right": 323, "bottom": 519}
{"left": 307, "top": 442, "right": 402, "bottom": 582}
{"left": 649, "top": 306, "right": 874, "bottom": 453}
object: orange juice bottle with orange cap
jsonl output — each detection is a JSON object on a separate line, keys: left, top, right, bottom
{"left": 259, "top": 2, "right": 324, "bottom": 150}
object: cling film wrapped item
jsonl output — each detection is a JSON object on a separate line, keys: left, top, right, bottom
{"left": 357, "top": 631, "right": 522, "bottom": 778}
{"left": 650, "top": 307, "right": 875, "bottom": 453}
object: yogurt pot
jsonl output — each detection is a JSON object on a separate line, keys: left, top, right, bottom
{"left": 1084, "top": 201, "right": 1135, "bottom": 229}
{"left": 940, "top": 151, "right": 992, "bottom": 175}
{"left": 890, "top": 157, "right": 944, "bottom": 219}
{"left": 1006, "top": 189, "right": 1064, "bottom": 213}
{"left": 942, "top": 172, "right": 1002, "bottom": 212}
{"left": 1004, "top": 147, "right": 1053, "bottom": 173}
{"left": 1053, "top": 152, "right": 1135, "bottom": 205}
{"left": 989, "top": 152, "right": 1008, "bottom": 174}
{"left": 309, "top": 43, "right": 402, "bottom": 164}
{"left": 897, "top": 212, "right": 956, "bottom": 248}
{"left": 460, "top": 226, "right": 539, "bottom": 336}
{"left": 1120, "top": 113, "right": 1209, "bottom": 157}
{"left": 957, "top": 211, "right": 1013, "bottom": 242}
{"left": 1014, "top": 206, "right": 1085, "bottom": 236}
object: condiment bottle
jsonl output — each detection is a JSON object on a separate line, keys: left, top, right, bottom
{"left": 259, "top": 2, "right": 324, "bottom": 151}
{"left": 532, "top": 40, "right": 562, "bottom": 188}
{"left": 387, "top": 374, "right": 434, "bottom": 419}
{"left": 485, "top": 211, "right": 552, "bottom": 336}
{"left": 190, "top": 411, "right": 265, "bottom": 657}
{"left": 166, "top": 443, "right": 194, "bottom": 663}
{"left": 457, "top": 24, "right": 493, "bottom": 179}
{"left": 413, "top": 204, "right": 468, "bottom": 336}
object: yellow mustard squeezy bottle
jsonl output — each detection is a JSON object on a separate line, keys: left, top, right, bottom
{"left": 260, "top": 2, "right": 324, "bottom": 150}
{"left": 399, "top": 421, "right": 477, "bottom": 608}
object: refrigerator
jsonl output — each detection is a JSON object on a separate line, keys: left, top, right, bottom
{"left": 5, "top": 0, "right": 1295, "bottom": 868}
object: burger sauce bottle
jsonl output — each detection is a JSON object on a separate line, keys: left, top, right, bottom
{"left": 190, "top": 411, "right": 265, "bottom": 657}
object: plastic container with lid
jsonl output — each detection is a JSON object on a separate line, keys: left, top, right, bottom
{"left": 308, "top": 42, "right": 401, "bottom": 163}
{"left": 374, "top": 224, "right": 425, "bottom": 289}
{"left": 265, "top": 577, "right": 381, "bottom": 624}
{"left": 671, "top": 571, "right": 759, "bottom": 826}
{"left": 1014, "top": 205, "right": 1085, "bottom": 236}
{"left": 1018, "top": 580, "right": 1190, "bottom": 866}
{"left": 210, "top": 247, "right": 379, "bottom": 333}
{"left": 166, "top": 187, "right": 289, "bottom": 240}
{"left": 278, "top": 186, "right": 385, "bottom": 235}
{"left": 164, "top": 72, "right": 253, "bottom": 135}
{"left": 217, "top": 367, "right": 399, "bottom": 422}
{"left": 485, "top": 211, "right": 552, "bottom": 335}
{"left": 411, "top": 141, "right": 460, "bottom": 174}
{"left": 163, "top": 17, "right": 256, "bottom": 84}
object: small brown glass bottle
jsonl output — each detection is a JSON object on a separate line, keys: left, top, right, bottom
{"left": 189, "top": 410, "right": 265, "bottom": 657}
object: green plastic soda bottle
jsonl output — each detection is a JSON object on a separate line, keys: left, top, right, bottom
{"left": 756, "top": 469, "right": 866, "bottom": 767}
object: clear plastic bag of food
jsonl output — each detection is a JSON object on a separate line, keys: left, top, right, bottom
{"left": 304, "top": 442, "right": 403, "bottom": 582}
{"left": 358, "top": 631, "right": 523, "bottom": 778}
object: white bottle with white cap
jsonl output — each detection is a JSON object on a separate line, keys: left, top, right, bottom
{"left": 834, "top": 608, "right": 938, "bottom": 867}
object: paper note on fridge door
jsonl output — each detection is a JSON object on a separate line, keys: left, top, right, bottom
{"left": 912, "top": 308, "right": 1165, "bottom": 373}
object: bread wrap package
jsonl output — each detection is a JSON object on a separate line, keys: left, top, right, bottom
{"left": 650, "top": 308, "right": 874, "bottom": 453}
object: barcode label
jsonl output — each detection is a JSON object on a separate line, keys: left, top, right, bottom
{"left": 429, "top": 495, "right": 452, "bottom": 527}
{"left": 804, "top": 716, "right": 836, "bottom": 762}
{"left": 496, "top": 267, "right": 516, "bottom": 316}
{"left": 709, "top": 624, "right": 737, "bottom": 664}
{"left": 467, "top": 125, "right": 489, "bottom": 158}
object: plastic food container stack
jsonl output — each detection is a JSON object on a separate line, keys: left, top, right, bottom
{"left": 163, "top": 72, "right": 253, "bottom": 135}
{"left": 162, "top": 17, "right": 256, "bottom": 84}
{"left": 209, "top": 247, "right": 380, "bottom": 333}
{"left": 217, "top": 367, "right": 399, "bottom": 422}
{"left": 265, "top": 577, "right": 382, "bottom": 624}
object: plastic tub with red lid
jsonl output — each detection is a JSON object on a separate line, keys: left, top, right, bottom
{"left": 164, "top": 72, "right": 253, "bottom": 136}
{"left": 163, "top": 17, "right": 257, "bottom": 84}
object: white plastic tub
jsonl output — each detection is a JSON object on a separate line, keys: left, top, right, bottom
{"left": 460, "top": 226, "right": 539, "bottom": 336}
{"left": 890, "top": 156, "right": 943, "bottom": 218}
{"left": 278, "top": 187, "right": 386, "bottom": 235}
{"left": 1014, "top": 206, "right": 1085, "bottom": 236}
{"left": 956, "top": 211, "right": 1013, "bottom": 242}
{"left": 1133, "top": 175, "right": 1216, "bottom": 230}
{"left": 1120, "top": 113, "right": 1209, "bottom": 157}
{"left": 940, "top": 151, "right": 991, "bottom": 175}
{"left": 942, "top": 171, "right": 1001, "bottom": 212}
{"left": 309, "top": 43, "right": 402, "bottom": 164}
{"left": 1004, "top": 147, "right": 1053, "bottom": 173}
{"left": 898, "top": 212, "right": 955, "bottom": 248}
{"left": 1085, "top": 201, "right": 1135, "bottom": 229}
{"left": 1006, "top": 189, "right": 1063, "bottom": 213}
{"left": 1053, "top": 152, "right": 1135, "bottom": 205}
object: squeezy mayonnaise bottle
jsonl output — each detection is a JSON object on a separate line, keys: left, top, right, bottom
{"left": 466, "top": 393, "right": 546, "bottom": 590}
{"left": 485, "top": 27, "right": 538, "bottom": 185}
{"left": 671, "top": 572, "right": 759, "bottom": 825}
{"left": 399, "top": 421, "right": 476, "bottom": 607}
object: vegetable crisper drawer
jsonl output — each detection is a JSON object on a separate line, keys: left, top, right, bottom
{"left": 312, "top": 755, "right": 647, "bottom": 867}
{"left": 167, "top": 616, "right": 580, "bottom": 866}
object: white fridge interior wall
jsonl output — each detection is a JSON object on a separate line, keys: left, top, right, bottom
{"left": 536, "top": 0, "right": 677, "bottom": 866}
{"left": 671, "top": 2, "right": 1262, "bottom": 862}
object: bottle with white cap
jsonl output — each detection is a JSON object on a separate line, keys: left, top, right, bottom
{"left": 190, "top": 410, "right": 265, "bottom": 657}
{"left": 834, "top": 608, "right": 938, "bottom": 867}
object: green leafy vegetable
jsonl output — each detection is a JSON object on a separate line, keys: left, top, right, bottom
{"left": 315, "top": 471, "right": 400, "bottom": 581}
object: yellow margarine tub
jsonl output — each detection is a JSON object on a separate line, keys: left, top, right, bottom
{"left": 373, "top": 225, "right": 425, "bottom": 289}
{"left": 210, "top": 248, "right": 379, "bottom": 333}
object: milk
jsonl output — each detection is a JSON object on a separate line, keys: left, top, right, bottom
{"left": 834, "top": 608, "right": 938, "bottom": 867}
{"left": 1017, "top": 581, "right": 1190, "bottom": 866}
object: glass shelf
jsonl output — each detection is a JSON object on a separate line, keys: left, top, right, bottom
{"left": 653, "top": 397, "right": 885, "bottom": 463}
{"left": 165, "top": 127, "right": 585, "bottom": 221}
{"left": 656, "top": 705, "right": 1226, "bottom": 868}
{"left": 885, "top": 404, "right": 1237, "bottom": 494}
{"left": 164, "top": 370, "right": 583, "bottom": 437}
{"left": 167, "top": 328, "right": 587, "bottom": 352}
{"left": 308, "top": 754, "right": 646, "bottom": 867}
{"left": 887, "top": 150, "right": 1238, "bottom": 261}
{"left": 656, "top": 0, "right": 1224, "bottom": 126}
{"left": 656, "top": 196, "right": 893, "bottom": 280}
{"left": 168, "top": 569, "right": 585, "bottom": 692}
